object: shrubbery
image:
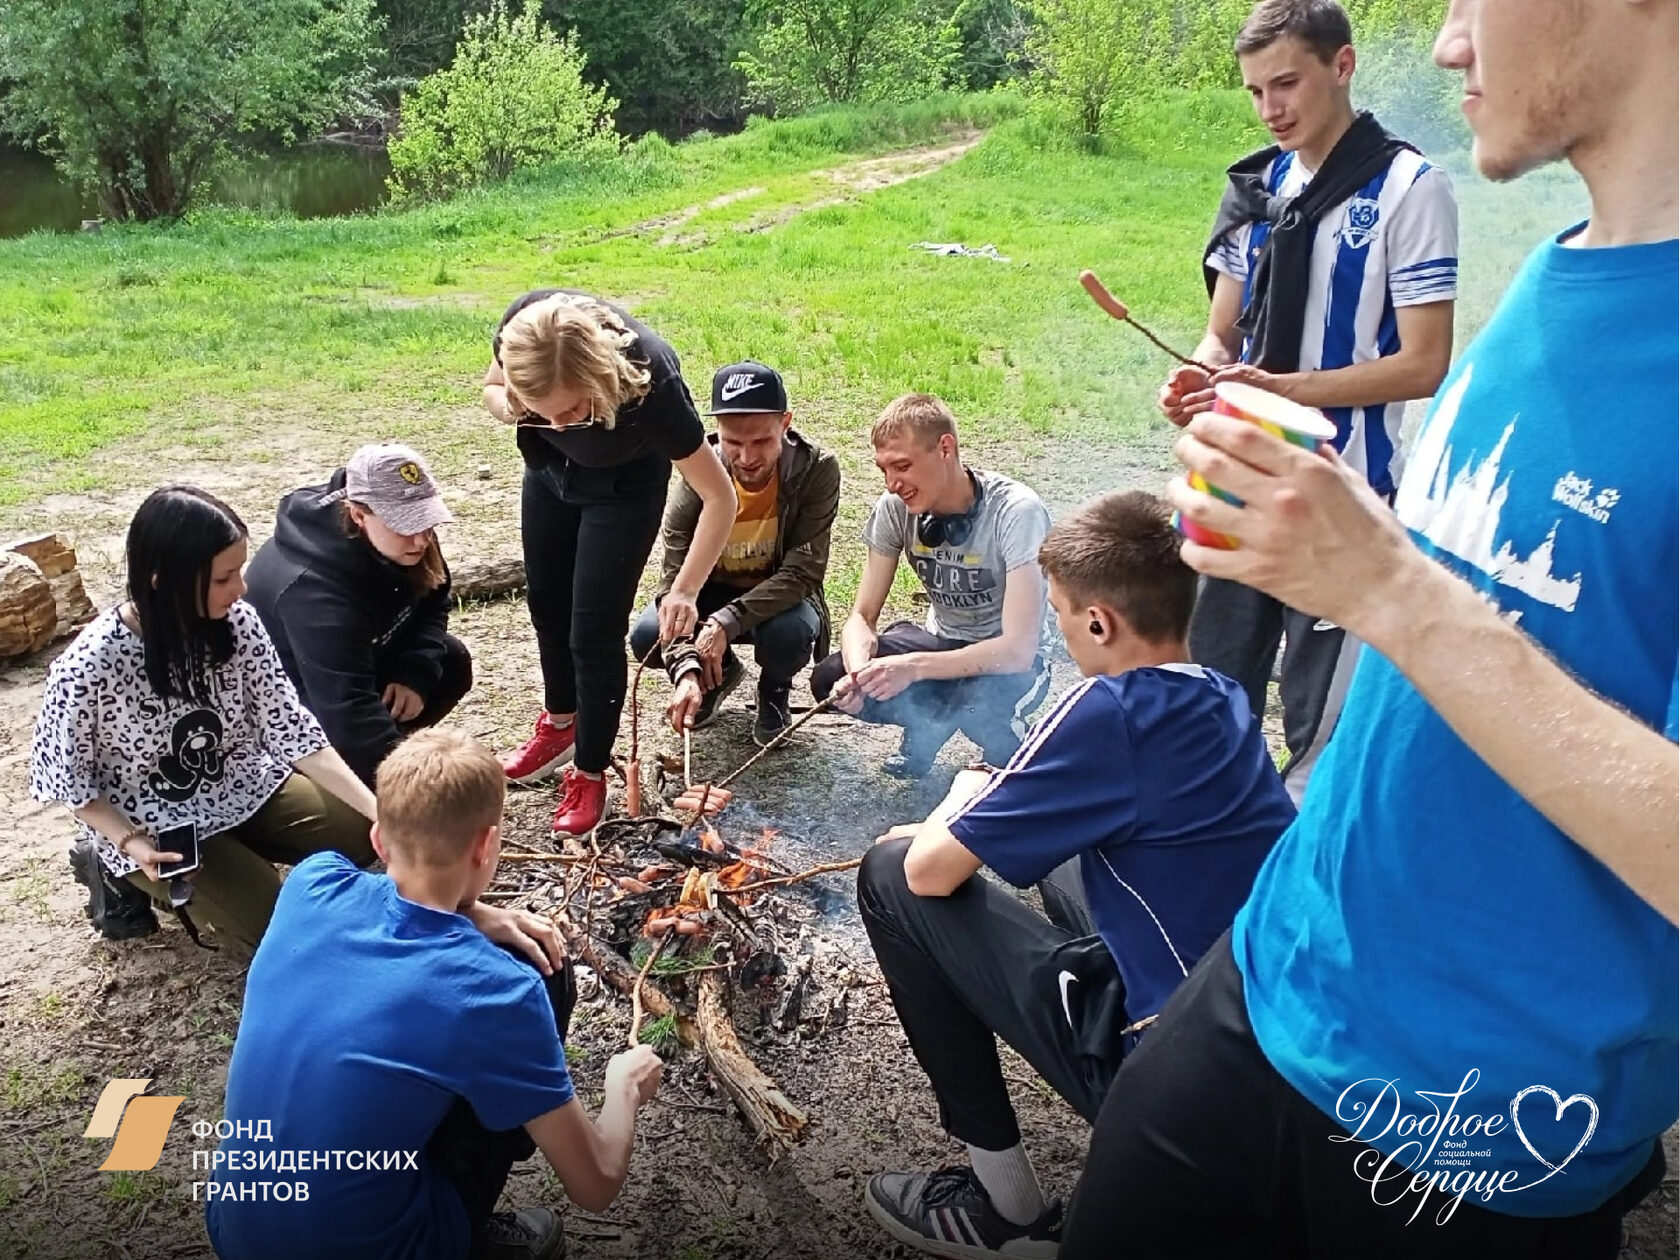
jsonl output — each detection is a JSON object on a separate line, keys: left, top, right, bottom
{"left": 736, "top": 0, "right": 960, "bottom": 115}
{"left": 1022, "top": 0, "right": 1462, "bottom": 151}
{"left": 387, "top": 0, "right": 622, "bottom": 200}
{"left": 0, "top": 0, "right": 381, "bottom": 221}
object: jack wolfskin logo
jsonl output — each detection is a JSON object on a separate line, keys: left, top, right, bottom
{"left": 85, "top": 1078, "right": 185, "bottom": 1171}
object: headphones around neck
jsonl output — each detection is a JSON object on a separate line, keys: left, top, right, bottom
{"left": 916, "top": 469, "right": 985, "bottom": 549}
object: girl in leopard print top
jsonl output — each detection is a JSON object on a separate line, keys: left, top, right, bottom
{"left": 29, "top": 486, "right": 379, "bottom": 954}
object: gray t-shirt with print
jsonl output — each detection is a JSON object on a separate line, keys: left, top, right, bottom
{"left": 863, "top": 470, "right": 1051, "bottom": 643}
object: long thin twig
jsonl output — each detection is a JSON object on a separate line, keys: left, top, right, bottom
{"left": 675, "top": 693, "right": 842, "bottom": 827}
{"left": 1079, "top": 269, "right": 1213, "bottom": 371}
{"left": 628, "top": 928, "right": 675, "bottom": 1048}
{"left": 627, "top": 639, "right": 663, "bottom": 767}
{"left": 712, "top": 693, "right": 841, "bottom": 793}
{"left": 737, "top": 857, "right": 863, "bottom": 892}
{"left": 683, "top": 727, "right": 693, "bottom": 790}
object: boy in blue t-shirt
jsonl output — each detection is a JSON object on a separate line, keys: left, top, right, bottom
{"left": 857, "top": 492, "right": 1296, "bottom": 1259}
{"left": 208, "top": 730, "right": 663, "bottom": 1260}
{"left": 1063, "top": 2, "right": 1679, "bottom": 1256}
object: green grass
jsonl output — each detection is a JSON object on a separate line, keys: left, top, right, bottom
{"left": 0, "top": 84, "right": 1586, "bottom": 561}
{"left": 0, "top": 90, "right": 1258, "bottom": 512}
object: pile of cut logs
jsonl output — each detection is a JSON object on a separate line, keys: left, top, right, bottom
{"left": 0, "top": 533, "right": 96, "bottom": 659}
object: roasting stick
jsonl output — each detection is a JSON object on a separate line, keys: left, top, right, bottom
{"left": 628, "top": 926, "right": 675, "bottom": 1048}
{"left": 677, "top": 692, "right": 844, "bottom": 826}
{"left": 1078, "top": 270, "right": 1214, "bottom": 372}
{"left": 683, "top": 728, "right": 693, "bottom": 791}
{"left": 625, "top": 639, "right": 666, "bottom": 817}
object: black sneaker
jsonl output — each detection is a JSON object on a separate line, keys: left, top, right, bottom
{"left": 68, "top": 840, "right": 158, "bottom": 941}
{"left": 470, "top": 1208, "right": 566, "bottom": 1260}
{"left": 865, "top": 1166, "right": 1061, "bottom": 1258}
{"left": 692, "top": 653, "right": 745, "bottom": 730}
{"left": 883, "top": 726, "right": 946, "bottom": 780}
{"left": 753, "top": 684, "right": 792, "bottom": 747}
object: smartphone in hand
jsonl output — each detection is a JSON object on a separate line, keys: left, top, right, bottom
{"left": 155, "top": 823, "right": 201, "bottom": 880}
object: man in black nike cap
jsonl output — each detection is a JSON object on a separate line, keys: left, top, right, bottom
{"left": 630, "top": 361, "right": 841, "bottom": 746}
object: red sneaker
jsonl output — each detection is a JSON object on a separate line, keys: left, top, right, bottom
{"left": 551, "top": 767, "right": 606, "bottom": 837}
{"left": 501, "top": 712, "right": 576, "bottom": 784}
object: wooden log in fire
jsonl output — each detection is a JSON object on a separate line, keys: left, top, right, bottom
{"left": 559, "top": 923, "right": 809, "bottom": 1160}
{"left": 695, "top": 971, "right": 809, "bottom": 1158}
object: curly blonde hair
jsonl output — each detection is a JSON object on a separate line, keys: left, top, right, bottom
{"left": 499, "top": 294, "right": 653, "bottom": 427}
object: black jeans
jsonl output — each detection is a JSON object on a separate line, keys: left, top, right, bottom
{"left": 1190, "top": 576, "right": 1361, "bottom": 805}
{"left": 857, "top": 838, "right": 1130, "bottom": 1151}
{"left": 393, "top": 633, "right": 474, "bottom": 730}
{"left": 429, "top": 958, "right": 577, "bottom": 1239}
{"left": 1061, "top": 933, "right": 1666, "bottom": 1260}
{"left": 810, "top": 622, "right": 1048, "bottom": 764}
{"left": 629, "top": 580, "right": 821, "bottom": 693}
{"left": 521, "top": 455, "right": 668, "bottom": 772}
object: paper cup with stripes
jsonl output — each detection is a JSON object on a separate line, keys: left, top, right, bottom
{"left": 1174, "top": 380, "right": 1338, "bottom": 550}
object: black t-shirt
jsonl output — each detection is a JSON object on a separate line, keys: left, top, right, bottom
{"left": 493, "top": 289, "right": 706, "bottom": 469}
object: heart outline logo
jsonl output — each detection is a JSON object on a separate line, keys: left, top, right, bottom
{"left": 1510, "top": 1085, "right": 1598, "bottom": 1174}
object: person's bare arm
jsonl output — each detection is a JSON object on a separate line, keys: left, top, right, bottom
{"left": 1213, "top": 301, "right": 1455, "bottom": 410}
{"left": 71, "top": 799, "right": 182, "bottom": 881}
{"left": 659, "top": 446, "right": 737, "bottom": 641}
{"left": 524, "top": 1045, "right": 662, "bottom": 1213}
{"left": 482, "top": 360, "right": 521, "bottom": 425}
{"left": 898, "top": 768, "right": 992, "bottom": 896}
{"left": 1168, "top": 414, "right": 1679, "bottom": 923}
{"left": 1161, "top": 274, "right": 1245, "bottom": 425}
{"left": 840, "top": 548, "right": 898, "bottom": 673}
{"left": 294, "top": 746, "right": 378, "bottom": 821}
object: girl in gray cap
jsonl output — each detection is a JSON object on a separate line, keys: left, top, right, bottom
{"left": 246, "top": 443, "right": 473, "bottom": 789}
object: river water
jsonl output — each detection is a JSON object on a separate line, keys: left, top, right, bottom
{"left": 0, "top": 144, "right": 392, "bottom": 238}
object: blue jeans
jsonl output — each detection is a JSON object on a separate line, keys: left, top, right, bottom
{"left": 629, "top": 580, "right": 821, "bottom": 693}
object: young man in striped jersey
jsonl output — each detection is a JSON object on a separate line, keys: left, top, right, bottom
{"left": 856, "top": 492, "right": 1296, "bottom": 1259}
{"left": 1159, "top": 0, "right": 1458, "bottom": 803}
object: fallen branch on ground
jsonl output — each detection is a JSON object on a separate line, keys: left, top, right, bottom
{"left": 557, "top": 920, "right": 808, "bottom": 1159}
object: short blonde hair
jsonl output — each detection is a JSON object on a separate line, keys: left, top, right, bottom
{"left": 870, "top": 393, "right": 959, "bottom": 450}
{"left": 375, "top": 729, "right": 506, "bottom": 866}
{"left": 499, "top": 294, "right": 653, "bottom": 426}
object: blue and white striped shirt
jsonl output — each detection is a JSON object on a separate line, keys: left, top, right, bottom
{"left": 1207, "top": 148, "right": 1459, "bottom": 497}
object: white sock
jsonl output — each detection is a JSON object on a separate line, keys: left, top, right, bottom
{"left": 545, "top": 712, "right": 574, "bottom": 727}
{"left": 966, "top": 1143, "right": 1046, "bottom": 1226}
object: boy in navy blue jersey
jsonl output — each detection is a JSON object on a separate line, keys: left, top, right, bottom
{"left": 857, "top": 491, "right": 1296, "bottom": 1259}
{"left": 209, "top": 730, "right": 663, "bottom": 1260}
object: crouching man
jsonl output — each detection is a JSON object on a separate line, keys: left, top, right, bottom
{"left": 857, "top": 492, "right": 1296, "bottom": 1258}
{"left": 812, "top": 393, "right": 1052, "bottom": 777}
{"left": 207, "top": 730, "right": 662, "bottom": 1260}
{"left": 636, "top": 360, "right": 841, "bottom": 746}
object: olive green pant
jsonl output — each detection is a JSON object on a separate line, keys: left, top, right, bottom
{"left": 125, "top": 774, "right": 375, "bottom": 957}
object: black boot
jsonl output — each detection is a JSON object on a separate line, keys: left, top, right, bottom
{"left": 470, "top": 1208, "right": 566, "bottom": 1260}
{"left": 68, "top": 839, "right": 159, "bottom": 940}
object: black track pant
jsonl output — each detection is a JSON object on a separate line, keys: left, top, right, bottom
{"left": 1060, "top": 934, "right": 1665, "bottom": 1260}
{"left": 811, "top": 622, "right": 1048, "bottom": 765}
{"left": 1189, "top": 577, "right": 1361, "bottom": 804}
{"left": 429, "top": 958, "right": 577, "bottom": 1238}
{"left": 521, "top": 455, "right": 668, "bottom": 772}
{"left": 857, "top": 838, "right": 1130, "bottom": 1151}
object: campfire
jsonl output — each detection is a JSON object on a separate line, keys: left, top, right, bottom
{"left": 482, "top": 652, "right": 868, "bottom": 1159}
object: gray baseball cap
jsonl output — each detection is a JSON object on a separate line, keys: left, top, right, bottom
{"left": 343, "top": 444, "right": 454, "bottom": 536}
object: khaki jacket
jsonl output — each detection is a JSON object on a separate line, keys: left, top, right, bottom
{"left": 657, "top": 428, "right": 839, "bottom": 669}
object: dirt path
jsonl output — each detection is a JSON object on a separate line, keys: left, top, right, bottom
{"left": 623, "top": 132, "right": 985, "bottom": 248}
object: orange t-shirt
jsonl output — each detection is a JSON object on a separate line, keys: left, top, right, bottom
{"left": 715, "top": 470, "right": 779, "bottom": 588}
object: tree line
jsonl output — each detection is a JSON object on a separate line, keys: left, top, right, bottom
{"left": 0, "top": 0, "right": 1449, "bottom": 222}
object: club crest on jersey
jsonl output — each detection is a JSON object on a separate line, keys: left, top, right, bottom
{"left": 1340, "top": 197, "right": 1381, "bottom": 249}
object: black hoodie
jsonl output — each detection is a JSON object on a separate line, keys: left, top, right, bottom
{"left": 245, "top": 468, "right": 453, "bottom": 786}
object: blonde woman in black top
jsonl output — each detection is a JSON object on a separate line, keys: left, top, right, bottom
{"left": 484, "top": 290, "right": 734, "bottom": 835}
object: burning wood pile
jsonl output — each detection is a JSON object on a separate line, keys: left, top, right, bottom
{"left": 492, "top": 783, "right": 861, "bottom": 1160}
